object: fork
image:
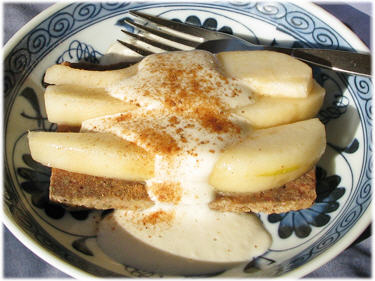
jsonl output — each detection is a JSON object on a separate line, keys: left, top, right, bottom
{"left": 117, "top": 10, "right": 371, "bottom": 77}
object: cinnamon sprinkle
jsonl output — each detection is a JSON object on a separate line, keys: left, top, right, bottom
{"left": 138, "top": 127, "right": 180, "bottom": 155}
{"left": 148, "top": 182, "right": 182, "bottom": 204}
{"left": 141, "top": 210, "right": 175, "bottom": 226}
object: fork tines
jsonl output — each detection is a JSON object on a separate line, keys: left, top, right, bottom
{"left": 129, "top": 11, "right": 210, "bottom": 38}
{"left": 118, "top": 10, "right": 210, "bottom": 56}
{"left": 121, "top": 29, "right": 180, "bottom": 52}
{"left": 123, "top": 18, "right": 199, "bottom": 48}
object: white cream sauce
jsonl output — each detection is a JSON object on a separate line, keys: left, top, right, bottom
{"left": 97, "top": 205, "right": 271, "bottom": 275}
{"left": 85, "top": 50, "right": 272, "bottom": 274}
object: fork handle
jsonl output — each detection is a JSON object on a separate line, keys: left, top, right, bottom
{"left": 265, "top": 46, "right": 371, "bottom": 77}
{"left": 198, "top": 39, "right": 371, "bottom": 77}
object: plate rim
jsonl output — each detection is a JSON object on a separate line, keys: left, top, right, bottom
{"left": 3, "top": 214, "right": 95, "bottom": 279}
{"left": 280, "top": 4, "right": 371, "bottom": 278}
{"left": 3, "top": 2, "right": 372, "bottom": 278}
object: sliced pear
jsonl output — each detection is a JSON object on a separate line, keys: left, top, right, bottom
{"left": 28, "top": 131, "right": 154, "bottom": 181}
{"left": 235, "top": 81, "right": 325, "bottom": 128}
{"left": 217, "top": 50, "right": 313, "bottom": 98}
{"left": 209, "top": 118, "right": 326, "bottom": 193}
{"left": 44, "top": 63, "right": 138, "bottom": 87}
{"left": 45, "top": 85, "right": 137, "bottom": 126}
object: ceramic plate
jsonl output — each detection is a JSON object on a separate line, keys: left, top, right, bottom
{"left": 4, "top": 2, "right": 372, "bottom": 278}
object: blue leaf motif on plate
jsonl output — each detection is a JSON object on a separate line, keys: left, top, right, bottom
{"left": 17, "top": 83, "right": 92, "bottom": 221}
{"left": 268, "top": 167, "right": 345, "bottom": 239}
{"left": 315, "top": 71, "right": 349, "bottom": 124}
{"left": 19, "top": 87, "right": 55, "bottom": 131}
{"left": 17, "top": 152, "right": 67, "bottom": 219}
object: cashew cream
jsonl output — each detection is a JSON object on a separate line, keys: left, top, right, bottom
{"left": 83, "top": 50, "right": 272, "bottom": 275}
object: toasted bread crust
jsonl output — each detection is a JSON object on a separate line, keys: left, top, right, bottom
{"left": 50, "top": 168, "right": 153, "bottom": 210}
{"left": 209, "top": 169, "right": 316, "bottom": 214}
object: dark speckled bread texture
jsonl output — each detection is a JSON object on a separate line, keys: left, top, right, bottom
{"left": 50, "top": 168, "right": 153, "bottom": 210}
{"left": 209, "top": 169, "right": 316, "bottom": 213}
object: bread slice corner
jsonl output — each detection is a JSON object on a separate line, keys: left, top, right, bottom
{"left": 209, "top": 169, "right": 316, "bottom": 214}
{"left": 50, "top": 168, "right": 154, "bottom": 210}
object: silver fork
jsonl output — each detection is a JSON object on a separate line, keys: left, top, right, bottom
{"left": 118, "top": 10, "right": 371, "bottom": 77}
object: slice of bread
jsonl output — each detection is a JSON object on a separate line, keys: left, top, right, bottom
{"left": 209, "top": 169, "right": 316, "bottom": 213}
{"left": 50, "top": 168, "right": 153, "bottom": 210}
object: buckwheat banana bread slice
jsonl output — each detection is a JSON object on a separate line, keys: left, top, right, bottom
{"left": 208, "top": 168, "right": 316, "bottom": 213}
{"left": 50, "top": 168, "right": 153, "bottom": 210}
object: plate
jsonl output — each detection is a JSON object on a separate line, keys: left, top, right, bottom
{"left": 3, "top": 2, "right": 372, "bottom": 278}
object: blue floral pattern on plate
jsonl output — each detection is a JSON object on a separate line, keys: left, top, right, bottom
{"left": 4, "top": 2, "right": 372, "bottom": 278}
{"left": 268, "top": 167, "right": 345, "bottom": 239}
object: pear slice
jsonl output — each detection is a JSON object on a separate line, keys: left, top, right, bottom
{"left": 235, "top": 81, "right": 325, "bottom": 128}
{"left": 28, "top": 131, "right": 154, "bottom": 181}
{"left": 209, "top": 118, "right": 326, "bottom": 193}
{"left": 45, "top": 85, "right": 137, "bottom": 125}
{"left": 45, "top": 50, "right": 312, "bottom": 98}
{"left": 216, "top": 50, "right": 313, "bottom": 98}
{"left": 44, "top": 63, "right": 138, "bottom": 87}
